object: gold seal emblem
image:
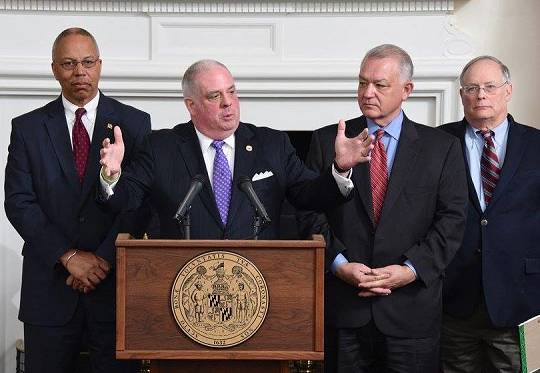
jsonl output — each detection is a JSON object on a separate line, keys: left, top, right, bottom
{"left": 171, "top": 251, "right": 269, "bottom": 348}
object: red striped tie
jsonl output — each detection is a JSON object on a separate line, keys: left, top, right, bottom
{"left": 479, "top": 130, "right": 500, "bottom": 205}
{"left": 72, "top": 108, "right": 90, "bottom": 183}
{"left": 370, "top": 129, "right": 388, "bottom": 226}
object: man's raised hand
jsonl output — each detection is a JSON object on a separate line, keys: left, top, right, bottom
{"left": 334, "top": 119, "right": 374, "bottom": 171}
{"left": 100, "top": 126, "right": 124, "bottom": 180}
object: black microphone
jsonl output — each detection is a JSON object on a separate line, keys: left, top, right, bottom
{"left": 238, "top": 176, "right": 271, "bottom": 224}
{"left": 173, "top": 174, "right": 205, "bottom": 222}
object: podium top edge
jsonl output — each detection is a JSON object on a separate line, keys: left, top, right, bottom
{"left": 115, "top": 234, "right": 325, "bottom": 248}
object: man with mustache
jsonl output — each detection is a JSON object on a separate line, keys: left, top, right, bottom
{"left": 4, "top": 27, "right": 150, "bottom": 372}
{"left": 298, "top": 44, "right": 468, "bottom": 372}
{"left": 440, "top": 56, "right": 540, "bottom": 373}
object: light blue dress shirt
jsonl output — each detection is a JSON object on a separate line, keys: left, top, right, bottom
{"left": 331, "top": 111, "right": 416, "bottom": 276}
{"left": 464, "top": 118, "right": 509, "bottom": 211}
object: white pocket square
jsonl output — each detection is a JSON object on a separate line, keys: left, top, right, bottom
{"left": 252, "top": 171, "right": 273, "bottom": 181}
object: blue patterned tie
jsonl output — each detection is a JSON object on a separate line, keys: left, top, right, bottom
{"left": 211, "top": 140, "right": 232, "bottom": 225}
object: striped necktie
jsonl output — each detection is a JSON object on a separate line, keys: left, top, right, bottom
{"left": 478, "top": 129, "right": 501, "bottom": 205}
{"left": 370, "top": 129, "right": 388, "bottom": 227}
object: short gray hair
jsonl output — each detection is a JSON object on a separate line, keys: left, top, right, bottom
{"left": 52, "top": 27, "right": 100, "bottom": 60}
{"left": 182, "top": 59, "right": 231, "bottom": 97}
{"left": 361, "top": 44, "right": 414, "bottom": 81}
{"left": 459, "top": 55, "right": 511, "bottom": 86}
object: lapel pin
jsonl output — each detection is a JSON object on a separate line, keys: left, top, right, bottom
{"left": 246, "top": 145, "right": 253, "bottom": 152}
{"left": 106, "top": 123, "right": 114, "bottom": 130}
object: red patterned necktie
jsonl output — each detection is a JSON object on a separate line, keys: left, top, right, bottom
{"left": 370, "top": 129, "right": 388, "bottom": 226}
{"left": 72, "top": 108, "right": 90, "bottom": 183}
{"left": 479, "top": 129, "right": 500, "bottom": 205}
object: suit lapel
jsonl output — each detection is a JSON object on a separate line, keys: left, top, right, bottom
{"left": 456, "top": 120, "right": 483, "bottom": 213}
{"left": 227, "top": 123, "right": 257, "bottom": 229}
{"left": 378, "top": 116, "right": 419, "bottom": 225}
{"left": 487, "top": 116, "right": 528, "bottom": 209}
{"left": 44, "top": 96, "right": 81, "bottom": 191}
{"left": 348, "top": 117, "right": 374, "bottom": 224}
{"left": 176, "top": 122, "right": 223, "bottom": 228}
{"left": 80, "top": 93, "right": 114, "bottom": 202}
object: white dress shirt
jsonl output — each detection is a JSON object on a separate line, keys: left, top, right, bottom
{"left": 61, "top": 93, "right": 99, "bottom": 147}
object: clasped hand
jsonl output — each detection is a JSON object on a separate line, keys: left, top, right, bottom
{"left": 335, "top": 262, "right": 416, "bottom": 297}
{"left": 62, "top": 250, "right": 110, "bottom": 293}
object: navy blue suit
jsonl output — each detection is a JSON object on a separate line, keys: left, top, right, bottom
{"left": 4, "top": 93, "right": 150, "bottom": 371}
{"left": 105, "top": 121, "right": 345, "bottom": 240}
{"left": 441, "top": 114, "right": 540, "bottom": 327}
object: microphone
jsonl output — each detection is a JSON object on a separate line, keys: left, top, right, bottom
{"left": 238, "top": 176, "right": 271, "bottom": 224}
{"left": 173, "top": 174, "right": 205, "bottom": 222}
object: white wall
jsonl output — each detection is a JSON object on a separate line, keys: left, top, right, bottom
{"left": 454, "top": 0, "right": 540, "bottom": 128}
{"left": 1, "top": 0, "right": 536, "bottom": 371}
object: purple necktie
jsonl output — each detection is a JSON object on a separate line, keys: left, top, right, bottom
{"left": 211, "top": 140, "right": 232, "bottom": 225}
{"left": 72, "top": 108, "right": 90, "bottom": 183}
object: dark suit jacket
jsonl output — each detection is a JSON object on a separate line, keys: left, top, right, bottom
{"left": 298, "top": 115, "right": 468, "bottom": 338}
{"left": 441, "top": 114, "right": 540, "bottom": 327}
{"left": 104, "top": 121, "right": 345, "bottom": 240}
{"left": 4, "top": 93, "right": 151, "bottom": 326}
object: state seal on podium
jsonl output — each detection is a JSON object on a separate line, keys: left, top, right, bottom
{"left": 171, "top": 251, "right": 269, "bottom": 348}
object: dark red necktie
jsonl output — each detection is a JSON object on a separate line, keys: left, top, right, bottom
{"left": 479, "top": 130, "right": 500, "bottom": 205}
{"left": 72, "top": 108, "right": 90, "bottom": 183}
{"left": 370, "top": 129, "right": 388, "bottom": 226}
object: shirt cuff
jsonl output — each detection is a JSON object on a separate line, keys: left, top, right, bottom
{"left": 331, "top": 253, "right": 349, "bottom": 274}
{"left": 332, "top": 164, "right": 354, "bottom": 196}
{"left": 99, "top": 167, "right": 120, "bottom": 199}
{"left": 403, "top": 259, "right": 417, "bottom": 279}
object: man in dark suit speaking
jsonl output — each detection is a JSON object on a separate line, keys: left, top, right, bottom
{"left": 298, "top": 44, "right": 468, "bottom": 372}
{"left": 4, "top": 28, "right": 151, "bottom": 373}
{"left": 441, "top": 56, "right": 540, "bottom": 372}
{"left": 98, "top": 59, "right": 374, "bottom": 240}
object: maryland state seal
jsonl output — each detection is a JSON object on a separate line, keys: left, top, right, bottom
{"left": 171, "top": 251, "right": 269, "bottom": 348}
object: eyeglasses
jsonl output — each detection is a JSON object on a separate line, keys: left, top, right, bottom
{"left": 56, "top": 58, "right": 100, "bottom": 71}
{"left": 462, "top": 81, "right": 508, "bottom": 95}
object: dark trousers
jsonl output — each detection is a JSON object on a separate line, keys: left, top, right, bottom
{"left": 24, "top": 295, "right": 137, "bottom": 373}
{"left": 335, "top": 321, "right": 440, "bottom": 373}
{"left": 441, "top": 301, "right": 521, "bottom": 373}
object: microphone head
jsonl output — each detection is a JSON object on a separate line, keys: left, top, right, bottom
{"left": 238, "top": 175, "right": 252, "bottom": 190}
{"left": 192, "top": 174, "right": 206, "bottom": 184}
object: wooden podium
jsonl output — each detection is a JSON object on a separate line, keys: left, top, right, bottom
{"left": 115, "top": 234, "right": 325, "bottom": 373}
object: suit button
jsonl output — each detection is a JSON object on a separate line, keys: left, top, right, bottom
{"left": 476, "top": 248, "right": 482, "bottom": 253}
{"left": 79, "top": 216, "right": 85, "bottom": 223}
{"left": 480, "top": 218, "right": 488, "bottom": 226}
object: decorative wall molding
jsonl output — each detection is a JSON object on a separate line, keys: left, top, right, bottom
{"left": 0, "top": 0, "right": 454, "bottom": 14}
{"left": 0, "top": 58, "right": 462, "bottom": 126}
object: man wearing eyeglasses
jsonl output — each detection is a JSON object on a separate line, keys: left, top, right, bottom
{"left": 440, "top": 56, "right": 540, "bottom": 372}
{"left": 4, "top": 28, "right": 150, "bottom": 373}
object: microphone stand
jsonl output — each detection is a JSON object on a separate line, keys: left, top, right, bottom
{"left": 182, "top": 213, "right": 191, "bottom": 240}
{"left": 252, "top": 215, "right": 262, "bottom": 240}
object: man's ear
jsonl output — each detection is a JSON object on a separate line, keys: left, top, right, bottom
{"left": 184, "top": 98, "right": 195, "bottom": 115}
{"left": 504, "top": 83, "right": 513, "bottom": 103}
{"left": 402, "top": 81, "right": 414, "bottom": 100}
{"left": 51, "top": 62, "right": 60, "bottom": 81}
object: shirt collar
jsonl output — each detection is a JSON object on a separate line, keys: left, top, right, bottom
{"left": 61, "top": 93, "right": 100, "bottom": 123}
{"left": 194, "top": 125, "right": 235, "bottom": 151}
{"left": 366, "top": 110, "right": 403, "bottom": 140}
{"left": 466, "top": 117, "right": 509, "bottom": 144}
